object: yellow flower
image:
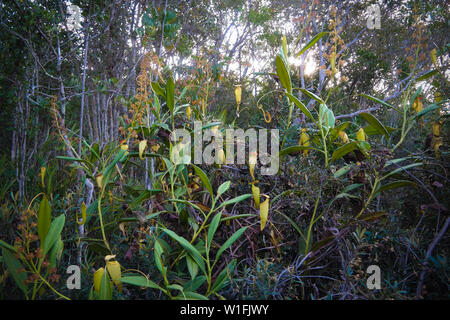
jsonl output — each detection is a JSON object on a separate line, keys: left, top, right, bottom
{"left": 217, "top": 148, "right": 226, "bottom": 165}
{"left": 412, "top": 97, "right": 423, "bottom": 114}
{"left": 356, "top": 128, "right": 366, "bottom": 142}
{"left": 106, "top": 260, "right": 122, "bottom": 292}
{"left": 93, "top": 267, "right": 105, "bottom": 293}
{"left": 96, "top": 174, "right": 103, "bottom": 189}
{"left": 299, "top": 128, "right": 310, "bottom": 157}
{"left": 432, "top": 121, "right": 442, "bottom": 137}
{"left": 249, "top": 151, "right": 257, "bottom": 180}
{"left": 260, "top": 196, "right": 270, "bottom": 231}
{"left": 139, "top": 139, "right": 147, "bottom": 160}
{"left": 186, "top": 106, "right": 192, "bottom": 120}
{"left": 252, "top": 184, "right": 260, "bottom": 209}
{"left": 338, "top": 131, "right": 349, "bottom": 144}
{"left": 40, "top": 167, "right": 46, "bottom": 188}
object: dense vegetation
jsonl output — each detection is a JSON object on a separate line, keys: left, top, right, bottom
{"left": 0, "top": 0, "right": 448, "bottom": 300}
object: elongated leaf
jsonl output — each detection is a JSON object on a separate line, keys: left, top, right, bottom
{"left": 416, "top": 70, "right": 438, "bottom": 81}
{"left": 98, "top": 269, "right": 113, "bottom": 300}
{"left": 121, "top": 276, "right": 164, "bottom": 291}
{"left": 334, "top": 165, "right": 351, "bottom": 179}
{"left": 330, "top": 142, "right": 358, "bottom": 163}
{"left": 174, "top": 291, "right": 209, "bottom": 300}
{"left": 214, "top": 227, "right": 247, "bottom": 264}
{"left": 183, "top": 275, "right": 206, "bottom": 292}
{"left": 299, "top": 88, "right": 324, "bottom": 104}
{"left": 48, "top": 237, "right": 64, "bottom": 268}
{"left": 2, "top": 248, "right": 28, "bottom": 297}
{"left": 191, "top": 164, "right": 213, "bottom": 198}
{"left": 210, "top": 259, "right": 237, "bottom": 293}
{"left": 0, "top": 239, "right": 17, "bottom": 253}
{"left": 374, "top": 180, "right": 415, "bottom": 196}
{"left": 277, "top": 211, "right": 305, "bottom": 240}
{"left": 217, "top": 194, "right": 252, "bottom": 210}
{"left": 186, "top": 254, "right": 199, "bottom": 280}
{"left": 358, "top": 112, "right": 389, "bottom": 137}
{"left": 359, "top": 212, "right": 387, "bottom": 221}
{"left": 360, "top": 94, "right": 399, "bottom": 112}
{"left": 279, "top": 145, "right": 313, "bottom": 156}
{"left": 363, "top": 124, "right": 396, "bottom": 136}
{"left": 56, "top": 156, "right": 93, "bottom": 167}
{"left": 342, "top": 183, "right": 363, "bottom": 193}
{"left": 415, "top": 104, "right": 441, "bottom": 118}
{"left": 381, "top": 163, "right": 423, "bottom": 180}
{"left": 286, "top": 93, "right": 315, "bottom": 123}
{"left": 166, "top": 77, "right": 175, "bottom": 113}
{"left": 207, "top": 213, "right": 221, "bottom": 251}
{"left": 38, "top": 195, "right": 51, "bottom": 245}
{"left": 217, "top": 181, "right": 230, "bottom": 198}
{"left": 297, "top": 32, "right": 327, "bottom": 57}
{"left": 154, "top": 240, "right": 165, "bottom": 275}
{"left": 275, "top": 55, "right": 292, "bottom": 93}
{"left": 163, "top": 228, "right": 205, "bottom": 274}
{"left": 42, "top": 214, "right": 65, "bottom": 256}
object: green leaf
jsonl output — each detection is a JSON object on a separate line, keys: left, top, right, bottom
{"left": 217, "top": 181, "right": 230, "bottom": 198}
{"left": 166, "top": 77, "right": 175, "bottom": 113}
{"left": 1, "top": 248, "right": 28, "bottom": 297}
{"left": 277, "top": 211, "right": 306, "bottom": 240}
{"left": 381, "top": 163, "right": 423, "bottom": 180}
{"left": 330, "top": 142, "right": 358, "bottom": 163}
{"left": 210, "top": 259, "right": 237, "bottom": 293}
{"left": 183, "top": 275, "right": 206, "bottom": 292}
{"left": 299, "top": 88, "right": 324, "bottom": 104}
{"left": 319, "top": 103, "right": 335, "bottom": 129}
{"left": 151, "top": 81, "right": 165, "bottom": 96}
{"left": 207, "top": 212, "right": 221, "bottom": 251}
{"left": 374, "top": 180, "right": 415, "bottom": 196}
{"left": 56, "top": 156, "right": 93, "bottom": 167}
{"left": 186, "top": 254, "right": 198, "bottom": 280}
{"left": 342, "top": 183, "right": 363, "bottom": 193}
{"left": 409, "top": 87, "right": 422, "bottom": 108}
{"left": 214, "top": 227, "right": 247, "bottom": 265}
{"left": 275, "top": 55, "right": 292, "bottom": 93}
{"left": 216, "top": 194, "right": 252, "bottom": 210}
{"left": 358, "top": 112, "right": 389, "bottom": 137}
{"left": 154, "top": 240, "right": 165, "bottom": 276}
{"left": 286, "top": 93, "right": 315, "bottom": 123}
{"left": 0, "top": 239, "right": 17, "bottom": 253}
{"left": 280, "top": 145, "right": 313, "bottom": 156}
{"left": 415, "top": 104, "right": 441, "bottom": 118}
{"left": 38, "top": 195, "right": 51, "bottom": 246}
{"left": 359, "top": 212, "right": 387, "bottom": 221}
{"left": 333, "top": 165, "right": 352, "bottom": 178}
{"left": 42, "top": 214, "right": 65, "bottom": 256}
{"left": 192, "top": 164, "right": 213, "bottom": 198}
{"left": 163, "top": 228, "right": 206, "bottom": 275}
{"left": 98, "top": 269, "right": 113, "bottom": 300}
{"left": 121, "top": 276, "right": 164, "bottom": 291}
{"left": 363, "top": 124, "right": 396, "bottom": 136}
{"left": 416, "top": 70, "right": 438, "bottom": 81}
{"left": 48, "top": 237, "right": 64, "bottom": 268}
{"left": 360, "top": 94, "right": 399, "bottom": 112}
{"left": 296, "top": 32, "right": 327, "bottom": 57}
{"left": 173, "top": 291, "right": 209, "bottom": 300}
